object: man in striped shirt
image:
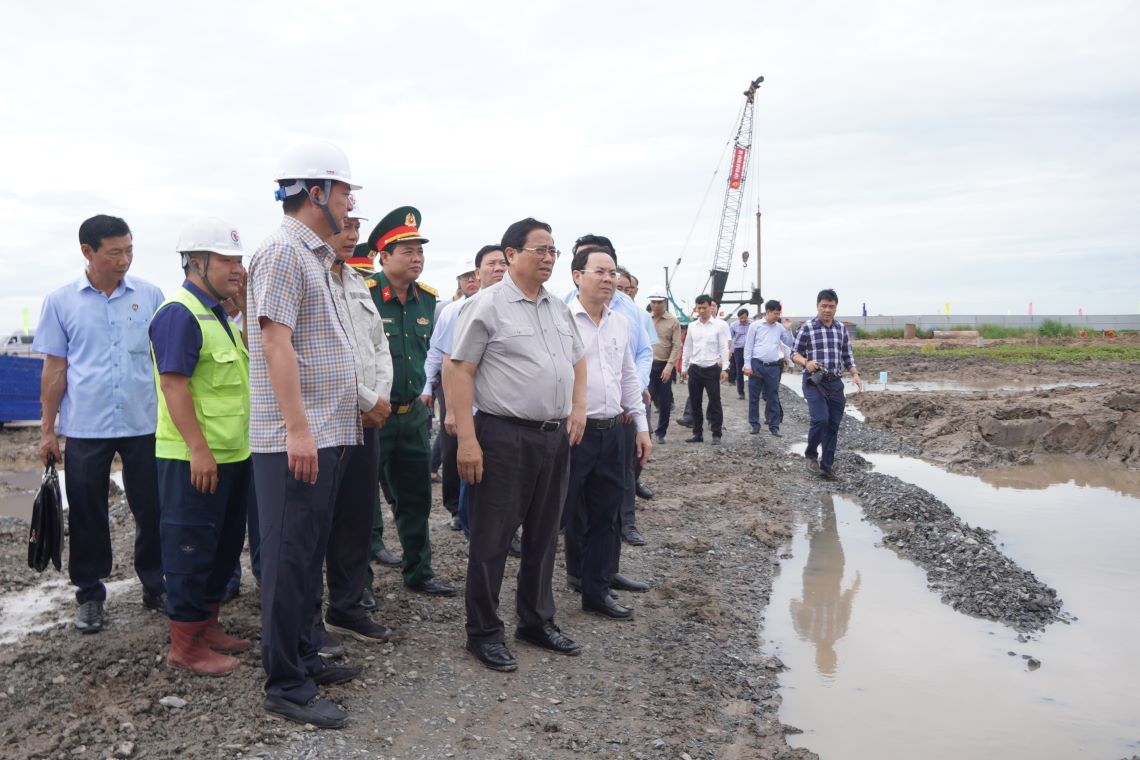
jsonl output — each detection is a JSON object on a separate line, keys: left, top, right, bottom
{"left": 791, "top": 289, "right": 863, "bottom": 481}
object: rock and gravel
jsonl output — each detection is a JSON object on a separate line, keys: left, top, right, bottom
{"left": 0, "top": 355, "right": 1123, "bottom": 758}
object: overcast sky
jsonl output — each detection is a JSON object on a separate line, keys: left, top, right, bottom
{"left": 2, "top": 0, "right": 1137, "bottom": 329}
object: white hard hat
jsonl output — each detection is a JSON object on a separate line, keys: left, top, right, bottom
{"left": 646, "top": 286, "right": 667, "bottom": 301}
{"left": 176, "top": 217, "right": 244, "bottom": 256}
{"left": 274, "top": 139, "right": 362, "bottom": 195}
{"left": 347, "top": 203, "right": 368, "bottom": 222}
{"left": 454, "top": 255, "right": 477, "bottom": 279}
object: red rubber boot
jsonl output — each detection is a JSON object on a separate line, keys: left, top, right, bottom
{"left": 167, "top": 620, "right": 240, "bottom": 676}
{"left": 201, "top": 603, "right": 251, "bottom": 653}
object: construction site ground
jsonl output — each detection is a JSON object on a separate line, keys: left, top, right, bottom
{"left": 0, "top": 343, "right": 1136, "bottom": 759}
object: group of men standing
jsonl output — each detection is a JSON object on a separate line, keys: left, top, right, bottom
{"left": 33, "top": 139, "right": 680, "bottom": 729}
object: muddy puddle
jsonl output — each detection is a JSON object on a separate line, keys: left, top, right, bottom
{"left": 765, "top": 457, "right": 1140, "bottom": 759}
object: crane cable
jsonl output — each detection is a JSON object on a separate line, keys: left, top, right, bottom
{"left": 673, "top": 99, "right": 747, "bottom": 302}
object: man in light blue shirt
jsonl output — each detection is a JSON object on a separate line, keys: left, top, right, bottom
{"left": 35, "top": 214, "right": 166, "bottom": 633}
{"left": 742, "top": 299, "right": 791, "bottom": 437}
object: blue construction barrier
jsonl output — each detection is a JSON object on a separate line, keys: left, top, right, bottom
{"left": 0, "top": 355, "right": 42, "bottom": 423}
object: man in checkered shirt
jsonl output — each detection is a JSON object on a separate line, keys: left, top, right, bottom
{"left": 246, "top": 140, "right": 364, "bottom": 729}
{"left": 791, "top": 289, "right": 863, "bottom": 481}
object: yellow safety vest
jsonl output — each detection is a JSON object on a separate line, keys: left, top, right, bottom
{"left": 154, "top": 287, "right": 250, "bottom": 463}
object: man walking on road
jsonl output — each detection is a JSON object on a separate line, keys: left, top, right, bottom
{"left": 680, "top": 294, "right": 730, "bottom": 445}
{"left": 729, "top": 309, "right": 751, "bottom": 399}
{"left": 743, "top": 299, "right": 790, "bottom": 437}
{"left": 34, "top": 214, "right": 166, "bottom": 634}
{"left": 647, "top": 290, "right": 681, "bottom": 444}
{"left": 791, "top": 289, "right": 863, "bottom": 481}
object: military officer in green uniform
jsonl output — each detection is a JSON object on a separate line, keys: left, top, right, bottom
{"left": 366, "top": 207, "right": 455, "bottom": 596}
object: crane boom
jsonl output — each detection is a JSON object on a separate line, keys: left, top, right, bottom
{"left": 708, "top": 76, "right": 763, "bottom": 306}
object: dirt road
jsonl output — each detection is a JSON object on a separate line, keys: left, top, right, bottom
{"left": 0, "top": 353, "right": 1124, "bottom": 759}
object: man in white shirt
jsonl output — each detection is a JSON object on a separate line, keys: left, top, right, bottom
{"left": 680, "top": 294, "right": 731, "bottom": 445}
{"left": 562, "top": 248, "right": 652, "bottom": 619}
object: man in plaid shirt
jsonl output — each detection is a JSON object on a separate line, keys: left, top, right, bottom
{"left": 791, "top": 289, "right": 862, "bottom": 480}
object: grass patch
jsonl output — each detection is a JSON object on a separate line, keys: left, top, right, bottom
{"left": 978, "top": 323, "right": 1027, "bottom": 339}
{"left": 854, "top": 343, "right": 1140, "bottom": 363}
{"left": 854, "top": 327, "right": 904, "bottom": 339}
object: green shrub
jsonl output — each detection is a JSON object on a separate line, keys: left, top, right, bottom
{"left": 1037, "top": 319, "right": 1077, "bottom": 338}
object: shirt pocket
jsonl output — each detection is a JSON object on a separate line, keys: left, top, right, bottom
{"left": 198, "top": 396, "right": 248, "bottom": 451}
{"left": 125, "top": 318, "right": 152, "bottom": 354}
{"left": 555, "top": 323, "right": 576, "bottom": 362}
{"left": 205, "top": 346, "right": 245, "bottom": 391}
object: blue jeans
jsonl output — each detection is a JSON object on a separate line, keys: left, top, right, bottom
{"left": 748, "top": 361, "right": 783, "bottom": 431}
{"left": 803, "top": 376, "right": 845, "bottom": 472}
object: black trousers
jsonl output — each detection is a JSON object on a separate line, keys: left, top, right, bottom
{"left": 620, "top": 419, "right": 638, "bottom": 529}
{"left": 466, "top": 413, "right": 569, "bottom": 644}
{"left": 648, "top": 360, "right": 673, "bottom": 437}
{"left": 63, "top": 435, "right": 164, "bottom": 604}
{"left": 255, "top": 447, "right": 345, "bottom": 705}
{"left": 562, "top": 424, "right": 625, "bottom": 605}
{"left": 437, "top": 387, "right": 460, "bottom": 514}
{"left": 157, "top": 457, "right": 248, "bottom": 621}
{"left": 688, "top": 364, "right": 724, "bottom": 437}
{"left": 325, "top": 431, "right": 378, "bottom": 621}
{"left": 733, "top": 347, "right": 746, "bottom": 396}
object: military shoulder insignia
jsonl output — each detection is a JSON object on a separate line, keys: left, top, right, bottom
{"left": 417, "top": 282, "right": 438, "bottom": 297}
{"left": 416, "top": 316, "right": 429, "bottom": 325}
{"left": 367, "top": 279, "right": 378, "bottom": 289}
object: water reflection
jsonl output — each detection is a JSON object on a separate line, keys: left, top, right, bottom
{"left": 790, "top": 494, "right": 862, "bottom": 676}
{"left": 978, "top": 456, "right": 1140, "bottom": 499}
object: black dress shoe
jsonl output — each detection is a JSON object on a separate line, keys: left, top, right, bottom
{"left": 448, "top": 514, "right": 462, "bottom": 530}
{"left": 676, "top": 417, "right": 693, "bottom": 428}
{"left": 711, "top": 436, "right": 723, "bottom": 446}
{"left": 360, "top": 586, "right": 378, "bottom": 612}
{"left": 654, "top": 433, "right": 666, "bottom": 444}
{"left": 770, "top": 428, "right": 782, "bottom": 437}
{"left": 466, "top": 640, "right": 518, "bottom": 672}
{"left": 621, "top": 525, "right": 647, "bottom": 546}
{"left": 684, "top": 434, "right": 703, "bottom": 443}
{"left": 316, "top": 624, "right": 345, "bottom": 659}
{"left": 311, "top": 664, "right": 362, "bottom": 686}
{"left": 515, "top": 623, "right": 580, "bottom": 656}
{"left": 635, "top": 481, "right": 654, "bottom": 500}
{"left": 142, "top": 591, "right": 165, "bottom": 612}
{"left": 263, "top": 695, "right": 346, "bottom": 729}
{"left": 371, "top": 548, "right": 403, "bottom": 567}
{"left": 750, "top": 425, "right": 760, "bottom": 435}
{"left": 508, "top": 533, "right": 523, "bottom": 558}
{"left": 610, "top": 574, "right": 650, "bottom": 592}
{"left": 407, "top": 578, "right": 456, "bottom": 596}
{"left": 566, "top": 575, "right": 617, "bottom": 599}
{"left": 583, "top": 595, "right": 633, "bottom": 620}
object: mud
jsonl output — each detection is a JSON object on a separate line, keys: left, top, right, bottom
{"left": 851, "top": 356, "right": 1140, "bottom": 471}
{"left": 0, "top": 355, "right": 1128, "bottom": 758}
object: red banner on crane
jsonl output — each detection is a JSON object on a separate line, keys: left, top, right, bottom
{"left": 729, "top": 146, "right": 747, "bottom": 189}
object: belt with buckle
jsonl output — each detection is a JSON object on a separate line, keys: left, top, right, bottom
{"left": 585, "top": 416, "right": 619, "bottom": 430}
{"left": 822, "top": 372, "right": 842, "bottom": 382}
{"left": 761, "top": 360, "right": 783, "bottom": 366}
{"left": 393, "top": 400, "right": 417, "bottom": 415}
{"left": 480, "top": 412, "right": 564, "bottom": 432}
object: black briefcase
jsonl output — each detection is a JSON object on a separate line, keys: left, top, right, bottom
{"left": 27, "top": 454, "right": 63, "bottom": 572}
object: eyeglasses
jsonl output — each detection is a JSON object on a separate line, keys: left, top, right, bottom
{"left": 521, "top": 246, "right": 561, "bottom": 259}
{"left": 579, "top": 268, "right": 619, "bottom": 280}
